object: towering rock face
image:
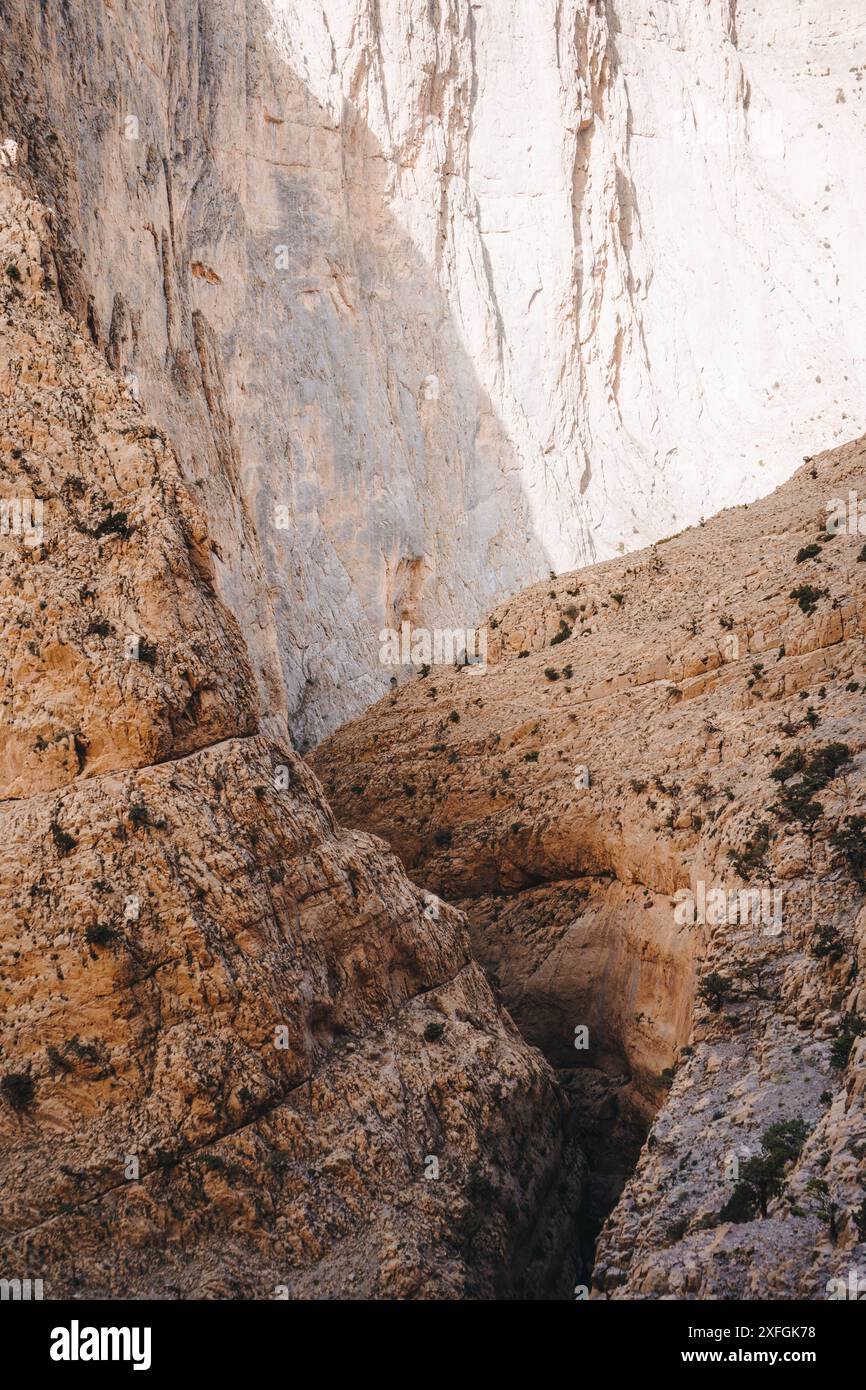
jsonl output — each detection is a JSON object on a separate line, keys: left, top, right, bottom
{"left": 0, "top": 164, "right": 582, "bottom": 1300}
{"left": 1, "top": 0, "right": 863, "bottom": 741}
{"left": 313, "top": 435, "right": 866, "bottom": 1297}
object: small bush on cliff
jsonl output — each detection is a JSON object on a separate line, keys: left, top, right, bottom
{"left": 770, "top": 743, "right": 850, "bottom": 825}
{"left": 1, "top": 1072, "right": 35, "bottom": 1112}
{"left": 795, "top": 543, "right": 822, "bottom": 563}
{"left": 92, "top": 509, "right": 130, "bottom": 540}
{"left": 830, "top": 1014, "right": 865, "bottom": 1070}
{"left": 810, "top": 924, "right": 844, "bottom": 961}
{"left": 727, "top": 821, "right": 773, "bottom": 879}
{"left": 50, "top": 822, "right": 77, "bottom": 856}
{"left": 806, "top": 1178, "right": 839, "bottom": 1243}
{"left": 720, "top": 1118, "right": 810, "bottom": 1222}
{"left": 84, "top": 923, "right": 116, "bottom": 948}
{"left": 790, "top": 584, "right": 827, "bottom": 615}
{"left": 697, "top": 973, "right": 731, "bottom": 1012}
{"left": 829, "top": 815, "right": 866, "bottom": 884}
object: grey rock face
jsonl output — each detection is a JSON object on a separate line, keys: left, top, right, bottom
{"left": 1, "top": 0, "right": 862, "bottom": 743}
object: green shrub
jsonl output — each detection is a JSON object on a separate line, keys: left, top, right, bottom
{"left": 1, "top": 1073, "right": 34, "bottom": 1111}
{"left": 795, "top": 543, "right": 822, "bottom": 563}
{"left": 92, "top": 509, "right": 130, "bottom": 540}
{"left": 811, "top": 924, "right": 844, "bottom": 960}
{"left": 770, "top": 743, "right": 850, "bottom": 825}
{"left": 790, "top": 584, "right": 827, "bottom": 615}
{"left": 828, "top": 815, "right": 866, "bottom": 883}
{"left": 720, "top": 1118, "right": 810, "bottom": 1221}
{"left": 830, "top": 1014, "right": 865, "bottom": 1070}
{"left": 728, "top": 821, "right": 772, "bottom": 878}
{"left": 50, "top": 822, "right": 77, "bottom": 856}
{"left": 84, "top": 923, "right": 116, "bottom": 948}
{"left": 698, "top": 973, "right": 731, "bottom": 1012}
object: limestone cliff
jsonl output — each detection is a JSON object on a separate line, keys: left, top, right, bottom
{"left": 314, "top": 434, "right": 866, "bottom": 1297}
{"left": 0, "top": 163, "right": 581, "bottom": 1300}
{"left": 0, "top": 0, "right": 863, "bottom": 741}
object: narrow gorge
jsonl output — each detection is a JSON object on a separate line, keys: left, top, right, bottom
{"left": 0, "top": 0, "right": 865, "bottom": 1314}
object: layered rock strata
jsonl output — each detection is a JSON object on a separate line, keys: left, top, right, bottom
{"left": 314, "top": 434, "right": 866, "bottom": 1297}
{"left": 0, "top": 165, "right": 581, "bottom": 1300}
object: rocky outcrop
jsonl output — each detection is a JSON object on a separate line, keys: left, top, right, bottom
{"left": 0, "top": 165, "right": 582, "bottom": 1300}
{"left": 1, "top": 1, "right": 863, "bottom": 742}
{"left": 314, "top": 434, "right": 866, "bottom": 1297}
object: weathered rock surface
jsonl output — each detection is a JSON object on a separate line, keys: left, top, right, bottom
{"left": 1, "top": 1, "right": 863, "bottom": 741}
{"left": 0, "top": 166, "right": 582, "bottom": 1300}
{"left": 314, "top": 434, "right": 866, "bottom": 1297}
{"left": 0, "top": 168, "right": 258, "bottom": 799}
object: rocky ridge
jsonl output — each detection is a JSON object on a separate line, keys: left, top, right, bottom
{"left": 0, "top": 162, "right": 581, "bottom": 1300}
{"left": 1, "top": 0, "right": 863, "bottom": 740}
{"left": 314, "top": 434, "right": 866, "bottom": 1297}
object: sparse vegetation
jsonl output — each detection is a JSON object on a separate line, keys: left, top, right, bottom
{"left": 727, "top": 821, "right": 772, "bottom": 880}
{"left": 770, "top": 743, "right": 850, "bottom": 826}
{"left": 828, "top": 814, "right": 866, "bottom": 883}
{"left": 805, "top": 1178, "right": 838, "bottom": 1242}
{"left": 795, "top": 543, "right": 822, "bottom": 564}
{"left": 698, "top": 972, "right": 731, "bottom": 1012}
{"left": 50, "top": 822, "right": 77, "bottom": 856}
{"left": 830, "top": 1014, "right": 865, "bottom": 1070}
{"left": 790, "top": 584, "right": 827, "bottom": 615}
{"left": 811, "top": 924, "right": 844, "bottom": 961}
{"left": 92, "top": 509, "right": 130, "bottom": 540}
{"left": 720, "top": 1118, "right": 810, "bottom": 1221}
{"left": 1, "top": 1072, "right": 35, "bottom": 1112}
{"left": 84, "top": 923, "right": 116, "bottom": 948}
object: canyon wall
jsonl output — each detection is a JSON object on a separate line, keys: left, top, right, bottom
{"left": 1, "top": 1, "right": 864, "bottom": 741}
{"left": 314, "top": 432, "right": 866, "bottom": 1297}
{"left": 0, "top": 161, "right": 582, "bottom": 1299}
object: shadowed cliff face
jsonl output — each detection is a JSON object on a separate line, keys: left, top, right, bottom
{"left": 313, "top": 436, "right": 866, "bottom": 1297}
{"left": 1, "top": 0, "right": 864, "bottom": 745}
{"left": 2, "top": 0, "right": 865, "bottom": 1308}
{"left": 0, "top": 0, "right": 549, "bottom": 750}
{"left": 0, "top": 164, "right": 584, "bottom": 1301}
